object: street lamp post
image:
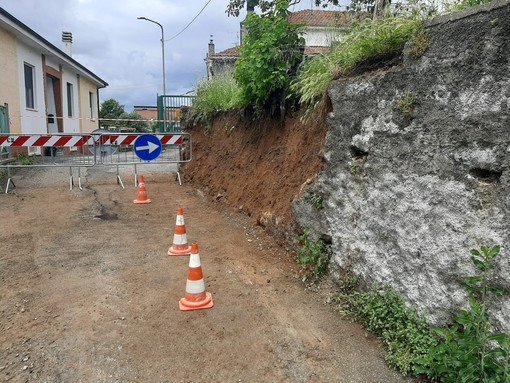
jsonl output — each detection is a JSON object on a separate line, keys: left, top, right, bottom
{"left": 137, "top": 17, "right": 166, "bottom": 98}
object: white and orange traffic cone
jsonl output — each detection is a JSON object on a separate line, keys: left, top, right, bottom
{"left": 179, "top": 243, "right": 214, "bottom": 311}
{"left": 168, "top": 208, "right": 192, "bottom": 256}
{"left": 133, "top": 175, "right": 151, "bottom": 204}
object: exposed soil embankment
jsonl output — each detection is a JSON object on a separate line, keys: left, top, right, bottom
{"left": 181, "top": 112, "right": 328, "bottom": 242}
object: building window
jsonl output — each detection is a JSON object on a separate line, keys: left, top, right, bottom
{"left": 24, "top": 63, "right": 35, "bottom": 109}
{"left": 89, "top": 91, "right": 94, "bottom": 119}
{"left": 66, "top": 82, "right": 74, "bottom": 117}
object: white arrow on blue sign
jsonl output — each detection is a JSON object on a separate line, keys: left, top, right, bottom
{"left": 134, "top": 134, "right": 162, "bottom": 161}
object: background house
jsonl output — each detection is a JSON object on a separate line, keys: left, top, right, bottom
{"left": 205, "top": 9, "right": 351, "bottom": 79}
{"left": 0, "top": 7, "right": 108, "bottom": 139}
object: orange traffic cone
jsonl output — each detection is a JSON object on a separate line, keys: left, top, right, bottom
{"left": 168, "top": 208, "right": 192, "bottom": 256}
{"left": 134, "top": 175, "right": 151, "bottom": 204}
{"left": 179, "top": 243, "right": 214, "bottom": 311}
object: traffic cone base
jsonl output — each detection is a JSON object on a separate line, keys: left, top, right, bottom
{"left": 134, "top": 175, "right": 151, "bottom": 204}
{"left": 134, "top": 196, "right": 151, "bottom": 204}
{"left": 179, "top": 291, "right": 214, "bottom": 311}
{"left": 168, "top": 244, "right": 192, "bottom": 256}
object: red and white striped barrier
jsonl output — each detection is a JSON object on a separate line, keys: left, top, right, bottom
{"left": 1, "top": 133, "right": 192, "bottom": 192}
{"left": 0, "top": 134, "right": 184, "bottom": 147}
{"left": 0, "top": 135, "right": 91, "bottom": 147}
{"left": 98, "top": 134, "right": 183, "bottom": 146}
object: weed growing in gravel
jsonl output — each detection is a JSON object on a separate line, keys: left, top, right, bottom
{"left": 16, "top": 153, "right": 34, "bottom": 165}
{"left": 419, "top": 245, "right": 510, "bottom": 383}
{"left": 296, "top": 229, "right": 330, "bottom": 279}
{"left": 334, "top": 286, "right": 436, "bottom": 375}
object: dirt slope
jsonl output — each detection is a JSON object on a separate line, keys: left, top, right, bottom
{"left": 0, "top": 166, "right": 417, "bottom": 382}
{"left": 181, "top": 112, "right": 327, "bottom": 242}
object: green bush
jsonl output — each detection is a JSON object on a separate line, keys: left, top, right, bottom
{"left": 234, "top": 0, "right": 303, "bottom": 112}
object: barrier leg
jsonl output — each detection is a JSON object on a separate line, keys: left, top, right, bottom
{"left": 5, "top": 178, "right": 15, "bottom": 193}
{"left": 78, "top": 167, "right": 83, "bottom": 191}
{"left": 116, "top": 165, "right": 125, "bottom": 189}
{"left": 69, "top": 167, "right": 74, "bottom": 191}
{"left": 5, "top": 167, "right": 15, "bottom": 193}
{"left": 175, "top": 163, "right": 181, "bottom": 186}
{"left": 134, "top": 164, "right": 138, "bottom": 187}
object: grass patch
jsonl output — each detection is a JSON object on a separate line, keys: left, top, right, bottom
{"left": 291, "top": 17, "right": 421, "bottom": 115}
{"left": 309, "top": 193, "right": 324, "bottom": 210}
{"left": 408, "top": 27, "right": 430, "bottom": 59}
{"left": 189, "top": 71, "right": 242, "bottom": 125}
{"left": 396, "top": 91, "right": 417, "bottom": 117}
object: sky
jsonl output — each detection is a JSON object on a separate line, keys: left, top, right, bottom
{"left": 0, "top": 0, "right": 343, "bottom": 112}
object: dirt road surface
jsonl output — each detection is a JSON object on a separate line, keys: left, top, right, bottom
{"left": 1, "top": 166, "right": 417, "bottom": 383}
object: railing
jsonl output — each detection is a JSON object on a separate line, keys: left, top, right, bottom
{"left": 157, "top": 95, "right": 195, "bottom": 133}
{"left": 0, "top": 132, "right": 192, "bottom": 192}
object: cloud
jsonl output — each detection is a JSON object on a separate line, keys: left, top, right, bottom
{"left": 1, "top": 0, "right": 345, "bottom": 111}
{"left": 1, "top": 0, "right": 244, "bottom": 110}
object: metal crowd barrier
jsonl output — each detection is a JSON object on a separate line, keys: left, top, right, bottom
{"left": 0, "top": 132, "right": 192, "bottom": 192}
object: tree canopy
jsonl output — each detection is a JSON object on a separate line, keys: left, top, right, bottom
{"left": 99, "top": 99, "right": 125, "bottom": 127}
{"left": 99, "top": 99, "right": 149, "bottom": 132}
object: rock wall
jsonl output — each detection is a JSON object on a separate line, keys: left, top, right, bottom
{"left": 293, "top": 0, "right": 510, "bottom": 330}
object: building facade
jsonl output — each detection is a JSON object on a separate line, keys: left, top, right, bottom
{"left": 0, "top": 7, "right": 108, "bottom": 138}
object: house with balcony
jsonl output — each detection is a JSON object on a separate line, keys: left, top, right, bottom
{"left": 0, "top": 7, "right": 108, "bottom": 142}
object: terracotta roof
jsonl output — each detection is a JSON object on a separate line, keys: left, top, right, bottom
{"left": 210, "top": 46, "right": 240, "bottom": 59}
{"left": 209, "top": 45, "right": 329, "bottom": 60}
{"left": 288, "top": 10, "right": 349, "bottom": 26}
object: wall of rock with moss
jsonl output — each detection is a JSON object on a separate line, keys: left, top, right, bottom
{"left": 293, "top": 0, "right": 510, "bottom": 330}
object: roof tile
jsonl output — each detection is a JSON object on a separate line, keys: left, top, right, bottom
{"left": 288, "top": 10, "right": 349, "bottom": 26}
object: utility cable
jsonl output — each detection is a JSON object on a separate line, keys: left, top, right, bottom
{"left": 166, "top": 0, "right": 212, "bottom": 41}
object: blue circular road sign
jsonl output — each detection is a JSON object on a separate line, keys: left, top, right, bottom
{"left": 134, "top": 134, "right": 162, "bottom": 161}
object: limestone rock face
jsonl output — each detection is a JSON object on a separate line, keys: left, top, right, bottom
{"left": 293, "top": 0, "right": 510, "bottom": 330}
